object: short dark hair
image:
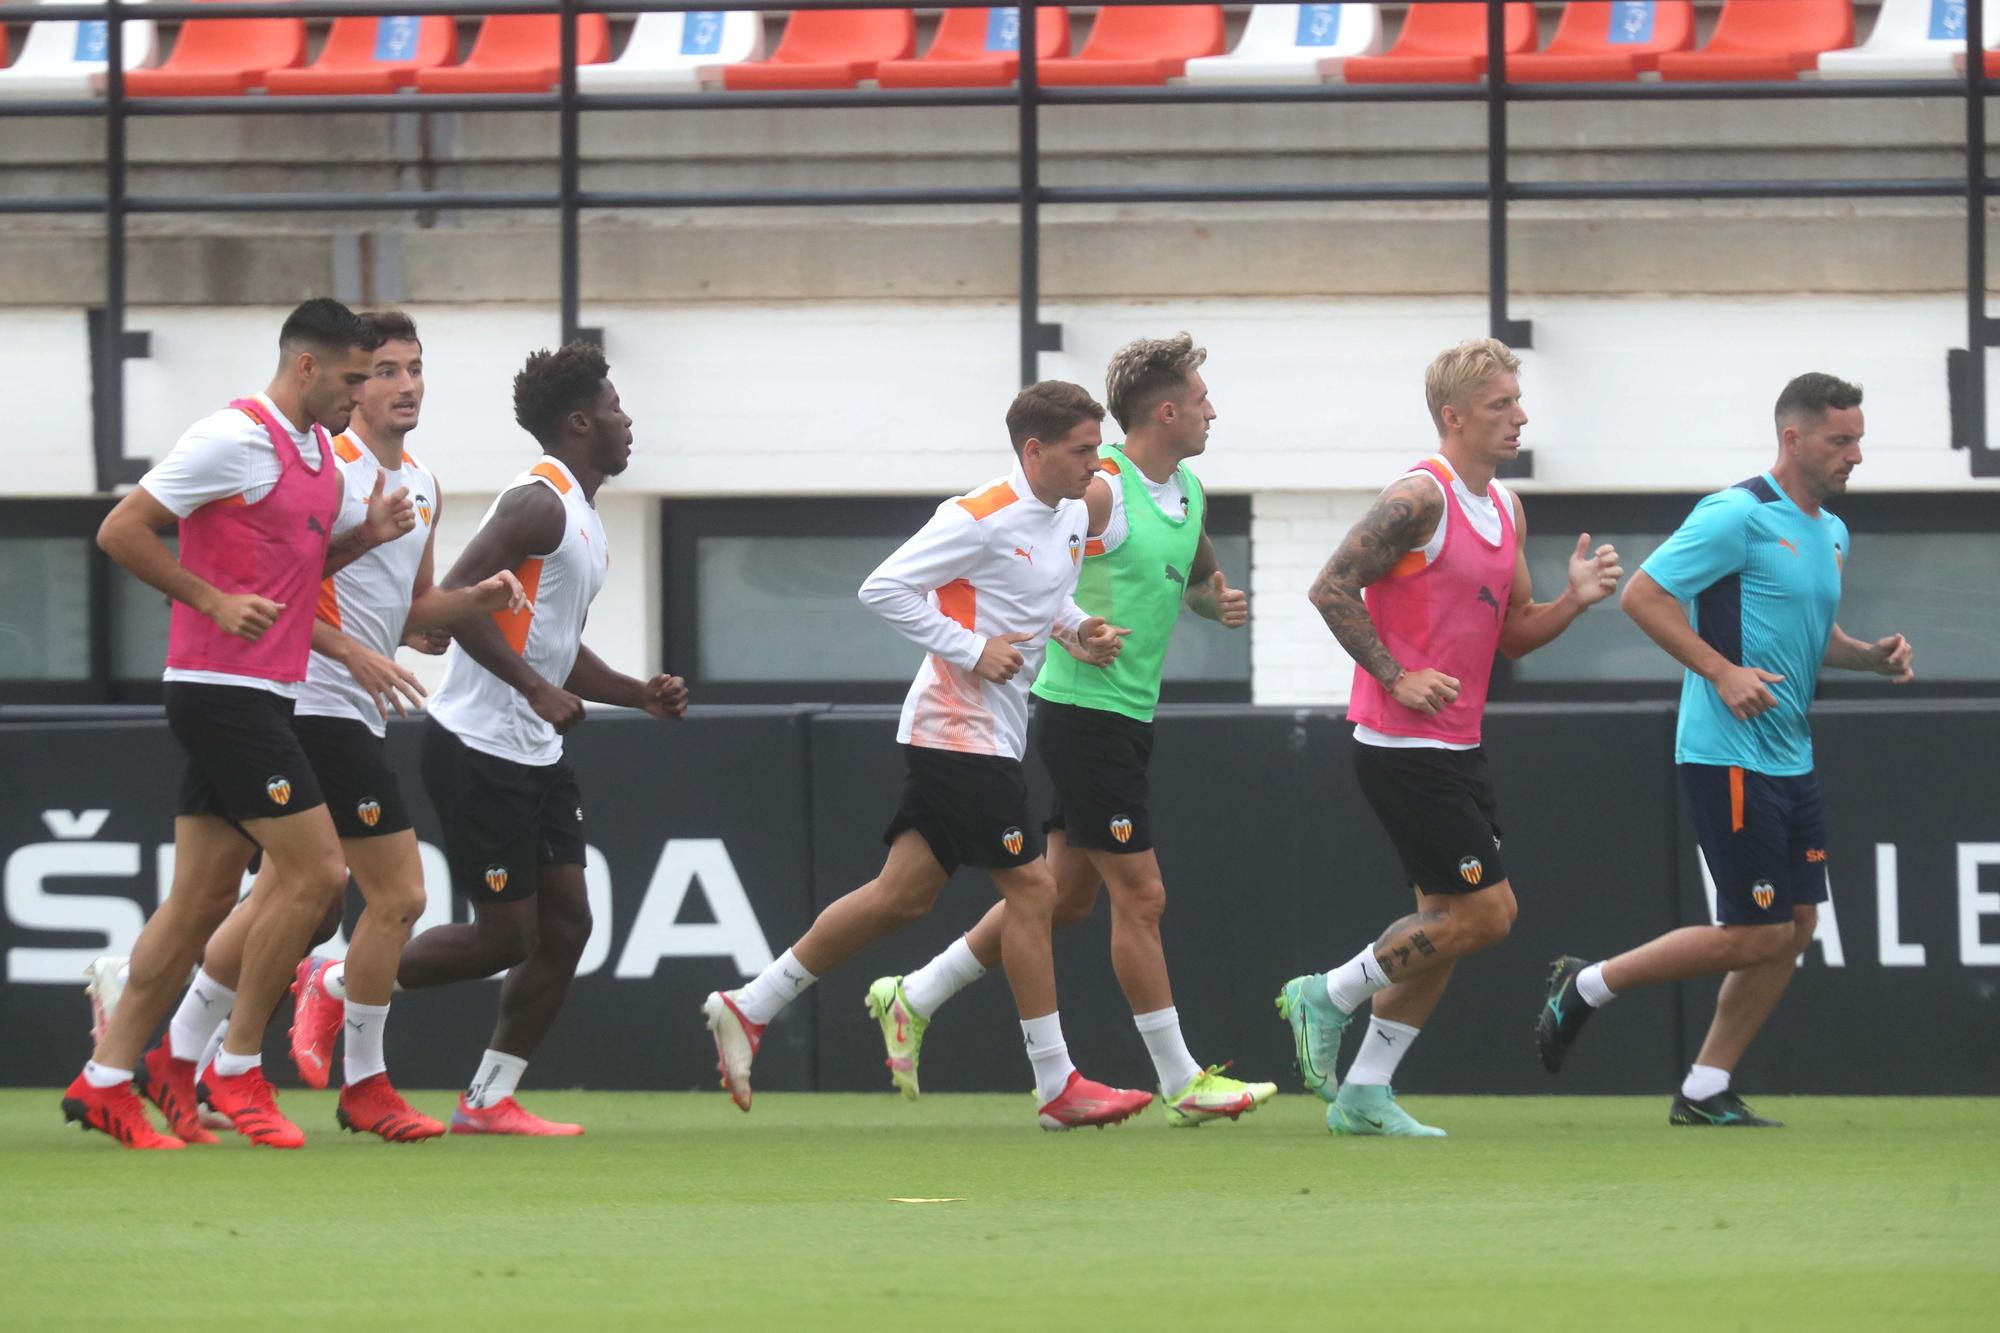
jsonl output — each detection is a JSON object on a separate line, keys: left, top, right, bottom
{"left": 358, "top": 310, "right": 420, "bottom": 349}
{"left": 514, "top": 342, "right": 610, "bottom": 445}
{"left": 1005, "top": 380, "right": 1104, "bottom": 454}
{"left": 279, "top": 298, "right": 372, "bottom": 355}
{"left": 1775, "top": 373, "right": 1863, "bottom": 431}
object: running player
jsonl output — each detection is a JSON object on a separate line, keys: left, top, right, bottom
{"left": 1277, "top": 338, "right": 1622, "bottom": 1137}
{"left": 136, "top": 312, "right": 527, "bottom": 1144}
{"left": 864, "top": 334, "right": 1273, "bottom": 1124}
{"left": 1536, "top": 373, "right": 1914, "bottom": 1127}
{"left": 64, "top": 299, "right": 415, "bottom": 1149}
{"left": 394, "top": 341, "right": 687, "bottom": 1137}
{"left": 702, "top": 381, "right": 1153, "bottom": 1130}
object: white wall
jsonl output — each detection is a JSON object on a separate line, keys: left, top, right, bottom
{"left": 8, "top": 295, "right": 1994, "bottom": 705}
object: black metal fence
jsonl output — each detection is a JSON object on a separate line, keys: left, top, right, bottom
{"left": 6, "top": 0, "right": 1998, "bottom": 483}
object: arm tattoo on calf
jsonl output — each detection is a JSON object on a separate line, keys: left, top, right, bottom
{"left": 1308, "top": 477, "right": 1442, "bottom": 686}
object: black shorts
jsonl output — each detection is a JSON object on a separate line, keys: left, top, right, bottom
{"left": 420, "top": 716, "right": 585, "bottom": 905}
{"left": 1683, "top": 763, "right": 1829, "bottom": 926}
{"left": 1035, "top": 700, "right": 1154, "bottom": 854}
{"left": 884, "top": 744, "right": 1039, "bottom": 875}
{"left": 166, "top": 681, "right": 326, "bottom": 826}
{"left": 1352, "top": 740, "right": 1506, "bottom": 896}
{"left": 292, "top": 714, "right": 412, "bottom": 841}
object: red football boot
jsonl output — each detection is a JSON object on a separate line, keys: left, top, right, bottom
{"left": 199, "top": 1065, "right": 307, "bottom": 1149}
{"left": 337, "top": 1073, "right": 445, "bottom": 1143}
{"left": 61, "top": 1072, "right": 184, "bottom": 1150}
{"left": 1036, "top": 1070, "right": 1154, "bottom": 1131}
{"left": 136, "top": 1044, "right": 217, "bottom": 1145}
{"left": 448, "top": 1095, "right": 584, "bottom": 1137}
{"left": 288, "top": 957, "right": 342, "bottom": 1090}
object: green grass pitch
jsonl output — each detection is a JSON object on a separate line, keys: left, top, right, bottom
{"left": 2, "top": 1091, "right": 1995, "bottom": 1330}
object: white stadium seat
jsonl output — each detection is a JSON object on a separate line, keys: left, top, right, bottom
{"left": 576, "top": 10, "right": 765, "bottom": 92}
{"left": 0, "top": 1, "right": 159, "bottom": 100}
{"left": 1819, "top": 0, "right": 1997, "bottom": 78}
{"left": 1183, "top": 4, "right": 1382, "bottom": 84}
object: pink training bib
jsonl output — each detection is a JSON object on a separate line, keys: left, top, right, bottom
{"left": 1347, "top": 458, "right": 1515, "bottom": 745}
{"left": 164, "top": 397, "right": 339, "bottom": 683}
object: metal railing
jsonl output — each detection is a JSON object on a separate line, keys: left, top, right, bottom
{"left": 5, "top": 0, "right": 1997, "bottom": 481}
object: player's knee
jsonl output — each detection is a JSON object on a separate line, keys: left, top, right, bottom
{"left": 1106, "top": 876, "right": 1166, "bottom": 930}
{"left": 1051, "top": 885, "right": 1099, "bottom": 929}
{"left": 541, "top": 898, "right": 593, "bottom": 959}
{"left": 1457, "top": 889, "right": 1516, "bottom": 951}
{"left": 1755, "top": 921, "right": 1801, "bottom": 965}
{"left": 374, "top": 883, "right": 426, "bottom": 930}
{"left": 307, "top": 899, "right": 343, "bottom": 950}
{"left": 477, "top": 912, "right": 537, "bottom": 969}
{"left": 1003, "top": 869, "right": 1057, "bottom": 922}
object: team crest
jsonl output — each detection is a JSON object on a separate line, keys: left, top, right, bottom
{"left": 265, "top": 776, "right": 292, "bottom": 807}
{"left": 485, "top": 865, "right": 509, "bottom": 893}
{"left": 1751, "top": 879, "right": 1776, "bottom": 909}
{"left": 1002, "top": 827, "right": 1025, "bottom": 856}
{"left": 1109, "top": 816, "right": 1133, "bottom": 844}
{"left": 1458, "top": 856, "right": 1483, "bottom": 886}
{"left": 1068, "top": 533, "right": 1082, "bottom": 567}
{"left": 356, "top": 798, "right": 381, "bottom": 828}
{"left": 416, "top": 495, "right": 433, "bottom": 526}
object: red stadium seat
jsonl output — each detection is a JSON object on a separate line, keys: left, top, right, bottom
{"left": 414, "top": 15, "right": 609, "bottom": 93}
{"left": 1656, "top": 0, "right": 1853, "bottom": 81}
{"left": 1342, "top": 2, "right": 1537, "bottom": 83}
{"left": 1508, "top": 2, "right": 1695, "bottom": 82}
{"left": 122, "top": 0, "right": 305, "bottom": 96}
{"left": 264, "top": 17, "right": 455, "bottom": 95}
{"left": 876, "top": 8, "right": 1070, "bottom": 89}
{"left": 721, "top": 9, "right": 915, "bottom": 90}
{"left": 1036, "top": 5, "right": 1225, "bottom": 86}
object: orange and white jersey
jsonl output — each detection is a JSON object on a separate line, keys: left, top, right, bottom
{"left": 429, "top": 455, "right": 609, "bottom": 766}
{"left": 297, "top": 432, "right": 439, "bottom": 737}
{"left": 860, "top": 461, "right": 1091, "bottom": 761}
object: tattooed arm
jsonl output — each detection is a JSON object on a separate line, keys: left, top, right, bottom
{"left": 1307, "top": 475, "right": 1461, "bottom": 715}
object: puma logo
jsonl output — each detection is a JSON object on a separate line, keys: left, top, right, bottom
{"left": 306, "top": 516, "right": 327, "bottom": 536}
{"left": 1477, "top": 586, "right": 1500, "bottom": 620}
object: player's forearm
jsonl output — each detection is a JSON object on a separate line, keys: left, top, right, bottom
{"left": 97, "top": 518, "right": 223, "bottom": 619}
{"left": 323, "top": 524, "right": 382, "bottom": 577}
{"left": 563, "top": 646, "right": 647, "bottom": 709}
{"left": 1498, "top": 591, "right": 1585, "bottom": 660}
{"left": 1821, "top": 626, "right": 1874, "bottom": 672}
{"left": 406, "top": 584, "right": 492, "bottom": 634}
{"left": 1310, "top": 580, "right": 1399, "bottom": 685}
{"left": 1621, "top": 579, "right": 1732, "bottom": 682}
{"left": 1184, "top": 583, "right": 1223, "bottom": 622}
{"left": 858, "top": 580, "right": 983, "bottom": 669}
{"left": 311, "top": 619, "right": 361, "bottom": 666}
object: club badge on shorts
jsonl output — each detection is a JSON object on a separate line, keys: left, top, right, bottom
{"left": 357, "top": 798, "right": 381, "bottom": 828}
{"left": 1751, "top": 879, "right": 1776, "bottom": 909}
{"left": 1458, "top": 856, "right": 1483, "bottom": 886}
{"left": 485, "top": 864, "right": 509, "bottom": 893}
{"left": 1002, "top": 827, "right": 1024, "bottom": 856}
{"left": 1109, "top": 816, "right": 1133, "bottom": 844}
{"left": 265, "top": 775, "right": 292, "bottom": 806}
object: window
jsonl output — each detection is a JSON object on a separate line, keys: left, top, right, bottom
{"left": 663, "top": 496, "right": 1253, "bottom": 704}
{"left": 0, "top": 501, "right": 166, "bottom": 704}
{"left": 1491, "top": 491, "right": 2000, "bottom": 701}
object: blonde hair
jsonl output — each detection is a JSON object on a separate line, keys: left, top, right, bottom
{"left": 1423, "top": 338, "right": 1521, "bottom": 434}
{"left": 1104, "top": 332, "right": 1207, "bottom": 431}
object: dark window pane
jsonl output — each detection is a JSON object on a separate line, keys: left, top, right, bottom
{"left": 695, "top": 535, "right": 923, "bottom": 683}
{"left": 0, "top": 538, "right": 91, "bottom": 681}
{"left": 1831, "top": 533, "right": 2000, "bottom": 683}
{"left": 1163, "top": 532, "right": 1251, "bottom": 682}
{"left": 111, "top": 536, "right": 174, "bottom": 681}
{"left": 1508, "top": 531, "right": 1680, "bottom": 683}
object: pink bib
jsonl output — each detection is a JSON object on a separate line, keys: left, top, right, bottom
{"left": 1347, "top": 459, "right": 1515, "bottom": 745}
{"left": 164, "top": 398, "right": 339, "bottom": 684}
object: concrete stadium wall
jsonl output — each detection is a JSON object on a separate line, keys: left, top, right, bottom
{"left": 3, "top": 701, "right": 1995, "bottom": 1096}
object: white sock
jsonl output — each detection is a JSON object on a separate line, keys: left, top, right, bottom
{"left": 734, "top": 948, "right": 817, "bottom": 1026}
{"left": 902, "top": 935, "right": 987, "bottom": 1018}
{"left": 212, "top": 1048, "right": 261, "bottom": 1078}
{"left": 1020, "top": 1012, "right": 1077, "bottom": 1105}
{"left": 466, "top": 1049, "right": 527, "bottom": 1109}
{"left": 198, "top": 1025, "right": 227, "bottom": 1080}
{"left": 320, "top": 959, "right": 348, "bottom": 1001}
{"left": 342, "top": 1000, "right": 390, "bottom": 1084}
{"left": 1132, "top": 1006, "right": 1202, "bottom": 1094}
{"left": 1324, "top": 943, "right": 1393, "bottom": 1014}
{"left": 167, "top": 968, "right": 235, "bottom": 1062}
{"left": 1682, "top": 1064, "right": 1730, "bottom": 1101}
{"left": 1577, "top": 961, "right": 1616, "bottom": 1008}
{"left": 1344, "top": 1016, "right": 1421, "bottom": 1087}
{"left": 115, "top": 962, "right": 131, "bottom": 985}
{"left": 83, "top": 1061, "right": 131, "bottom": 1088}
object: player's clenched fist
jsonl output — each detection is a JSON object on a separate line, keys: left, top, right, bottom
{"left": 208, "top": 592, "right": 283, "bottom": 641}
{"left": 974, "top": 632, "right": 1032, "bottom": 683}
{"left": 1072, "top": 616, "right": 1132, "bottom": 667}
{"left": 644, "top": 673, "right": 690, "bottom": 720}
{"left": 526, "top": 680, "right": 587, "bottom": 733}
{"left": 1391, "top": 666, "right": 1460, "bottom": 716}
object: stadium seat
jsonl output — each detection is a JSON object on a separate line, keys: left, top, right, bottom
{"left": 0, "top": 1, "right": 159, "bottom": 99}
{"left": 414, "top": 15, "right": 609, "bottom": 93}
{"left": 875, "top": 7, "right": 1069, "bottom": 89}
{"left": 1183, "top": 4, "right": 1384, "bottom": 84}
{"left": 121, "top": 0, "right": 304, "bottom": 96}
{"left": 1656, "top": 0, "right": 1853, "bottom": 81}
{"left": 1507, "top": 2, "right": 1694, "bottom": 81}
{"left": 1341, "top": 2, "right": 1538, "bottom": 83}
{"left": 575, "top": 10, "right": 763, "bottom": 92}
{"left": 263, "top": 16, "right": 454, "bottom": 94}
{"left": 1036, "top": 4, "right": 1225, "bottom": 85}
{"left": 1819, "top": 0, "right": 1994, "bottom": 79}
{"left": 720, "top": 9, "right": 914, "bottom": 90}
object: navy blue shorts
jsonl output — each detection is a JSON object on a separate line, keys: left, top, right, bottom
{"left": 1682, "top": 763, "right": 1828, "bottom": 926}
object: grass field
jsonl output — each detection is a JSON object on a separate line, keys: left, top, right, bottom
{"left": 2, "top": 1090, "right": 1995, "bottom": 1331}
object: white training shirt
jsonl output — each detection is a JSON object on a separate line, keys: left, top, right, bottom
{"left": 295, "top": 432, "right": 439, "bottom": 736}
{"left": 138, "top": 392, "right": 329, "bottom": 699}
{"left": 1354, "top": 456, "right": 1512, "bottom": 752}
{"left": 859, "top": 461, "right": 1091, "bottom": 761}
{"left": 1093, "top": 464, "right": 1188, "bottom": 556}
{"left": 428, "top": 456, "right": 609, "bottom": 767}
